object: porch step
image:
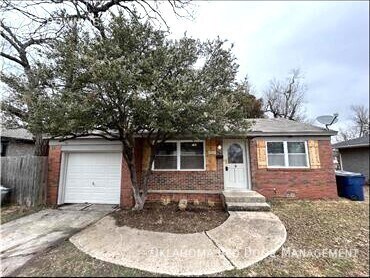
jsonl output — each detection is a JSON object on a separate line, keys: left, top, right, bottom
{"left": 226, "top": 202, "right": 271, "bottom": 212}
{"left": 223, "top": 191, "right": 266, "bottom": 203}
{"left": 222, "top": 191, "right": 271, "bottom": 212}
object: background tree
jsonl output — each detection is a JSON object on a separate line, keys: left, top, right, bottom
{"left": 350, "top": 105, "right": 369, "bottom": 137}
{"left": 263, "top": 68, "right": 307, "bottom": 121}
{"left": 233, "top": 77, "right": 264, "bottom": 118}
{"left": 337, "top": 105, "right": 369, "bottom": 141}
{"left": 0, "top": 0, "right": 191, "bottom": 155}
{"left": 0, "top": 19, "right": 55, "bottom": 155}
{"left": 40, "top": 15, "right": 259, "bottom": 210}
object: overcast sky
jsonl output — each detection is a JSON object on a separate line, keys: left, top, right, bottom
{"left": 2, "top": 1, "right": 368, "bottom": 132}
{"left": 163, "top": 1, "right": 369, "bottom": 130}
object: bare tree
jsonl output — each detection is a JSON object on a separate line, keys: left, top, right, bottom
{"left": 0, "top": 17, "right": 57, "bottom": 155}
{"left": 1, "top": 0, "right": 192, "bottom": 37}
{"left": 1, "top": 0, "right": 192, "bottom": 155}
{"left": 336, "top": 128, "right": 357, "bottom": 142}
{"left": 350, "top": 105, "right": 369, "bottom": 137}
{"left": 336, "top": 105, "right": 369, "bottom": 142}
{"left": 263, "top": 68, "right": 307, "bottom": 121}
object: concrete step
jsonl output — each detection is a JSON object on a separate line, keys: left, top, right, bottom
{"left": 223, "top": 191, "right": 266, "bottom": 203}
{"left": 226, "top": 202, "right": 271, "bottom": 212}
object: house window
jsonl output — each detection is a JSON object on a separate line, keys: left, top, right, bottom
{"left": 267, "top": 141, "right": 309, "bottom": 168}
{"left": 153, "top": 141, "right": 205, "bottom": 170}
{"left": 287, "top": 142, "right": 307, "bottom": 167}
{"left": 154, "top": 142, "right": 177, "bottom": 170}
{"left": 180, "top": 142, "right": 204, "bottom": 169}
{"left": 227, "top": 143, "right": 244, "bottom": 163}
{"left": 266, "top": 142, "right": 285, "bottom": 166}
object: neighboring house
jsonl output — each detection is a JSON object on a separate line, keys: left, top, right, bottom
{"left": 333, "top": 135, "right": 369, "bottom": 183}
{"left": 47, "top": 118, "right": 338, "bottom": 208}
{"left": 1, "top": 129, "right": 35, "bottom": 156}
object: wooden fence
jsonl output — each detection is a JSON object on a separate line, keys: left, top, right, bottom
{"left": 1, "top": 156, "right": 48, "bottom": 207}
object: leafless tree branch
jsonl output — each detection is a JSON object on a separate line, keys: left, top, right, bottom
{"left": 263, "top": 68, "right": 307, "bottom": 121}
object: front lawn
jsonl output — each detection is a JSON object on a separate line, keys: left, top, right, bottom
{"left": 220, "top": 186, "right": 369, "bottom": 277}
{"left": 14, "top": 188, "right": 369, "bottom": 277}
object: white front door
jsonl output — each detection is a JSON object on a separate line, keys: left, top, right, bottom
{"left": 63, "top": 152, "right": 122, "bottom": 204}
{"left": 223, "top": 140, "right": 248, "bottom": 190}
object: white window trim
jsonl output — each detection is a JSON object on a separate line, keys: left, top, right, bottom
{"left": 266, "top": 140, "right": 310, "bottom": 169}
{"left": 152, "top": 140, "right": 206, "bottom": 171}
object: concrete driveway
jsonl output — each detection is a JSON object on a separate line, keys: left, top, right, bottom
{"left": 0, "top": 204, "right": 115, "bottom": 277}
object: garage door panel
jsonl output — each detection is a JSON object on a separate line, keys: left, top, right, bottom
{"left": 64, "top": 152, "right": 121, "bottom": 204}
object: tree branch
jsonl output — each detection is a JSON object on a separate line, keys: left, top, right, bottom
{"left": 0, "top": 52, "right": 25, "bottom": 67}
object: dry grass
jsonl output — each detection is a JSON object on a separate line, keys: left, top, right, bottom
{"left": 14, "top": 240, "right": 155, "bottom": 277}
{"left": 0, "top": 205, "right": 45, "bottom": 224}
{"left": 15, "top": 187, "right": 369, "bottom": 277}
{"left": 219, "top": 186, "right": 370, "bottom": 277}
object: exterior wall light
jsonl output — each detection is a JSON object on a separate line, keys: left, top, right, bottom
{"left": 216, "top": 143, "right": 223, "bottom": 158}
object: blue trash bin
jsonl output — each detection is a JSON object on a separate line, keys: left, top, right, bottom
{"left": 335, "top": 171, "right": 365, "bottom": 201}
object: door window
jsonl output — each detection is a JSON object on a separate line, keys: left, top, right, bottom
{"left": 227, "top": 143, "right": 244, "bottom": 163}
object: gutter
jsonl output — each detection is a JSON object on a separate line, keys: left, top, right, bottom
{"left": 333, "top": 144, "right": 370, "bottom": 149}
{"left": 49, "top": 131, "right": 336, "bottom": 142}
{"left": 245, "top": 131, "right": 337, "bottom": 137}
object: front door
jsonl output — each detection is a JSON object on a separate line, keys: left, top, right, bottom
{"left": 223, "top": 140, "right": 248, "bottom": 190}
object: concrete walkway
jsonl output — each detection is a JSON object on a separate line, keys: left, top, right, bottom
{"left": 1, "top": 204, "right": 115, "bottom": 276}
{"left": 70, "top": 211, "right": 287, "bottom": 276}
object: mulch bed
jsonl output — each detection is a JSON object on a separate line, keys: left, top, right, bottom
{"left": 112, "top": 202, "right": 229, "bottom": 234}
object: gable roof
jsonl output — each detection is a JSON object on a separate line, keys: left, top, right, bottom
{"left": 1, "top": 128, "right": 34, "bottom": 141}
{"left": 246, "top": 118, "right": 336, "bottom": 136}
{"left": 49, "top": 117, "right": 337, "bottom": 142}
{"left": 332, "top": 135, "right": 369, "bottom": 149}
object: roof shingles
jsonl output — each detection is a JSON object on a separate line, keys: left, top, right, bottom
{"left": 247, "top": 118, "right": 336, "bottom": 136}
{"left": 1, "top": 128, "right": 34, "bottom": 141}
{"left": 332, "top": 135, "right": 369, "bottom": 149}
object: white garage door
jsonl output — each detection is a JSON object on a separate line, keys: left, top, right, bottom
{"left": 64, "top": 152, "right": 121, "bottom": 204}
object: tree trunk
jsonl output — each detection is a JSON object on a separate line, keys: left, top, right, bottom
{"left": 141, "top": 150, "right": 156, "bottom": 202}
{"left": 121, "top": 137, "right": 160, "bottom": 210}
{"left": 34, "top": 134, "right": 49, "bottom": 156}
{"left": 122, "top": 144, "right": 146, "bottom": 211}
{"left": 130, "top": 163, "right": 145, "bottom": 210}
{"left": 132, "top": 185, "right": 145, "bottom": 210}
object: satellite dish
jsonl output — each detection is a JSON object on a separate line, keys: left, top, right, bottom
{"left": 316, "top": 113, "right": 339, "bottom": 130}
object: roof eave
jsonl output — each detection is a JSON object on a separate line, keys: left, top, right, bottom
{"left": 1, "top": 136, "right": 35, "bottom": 142}
{"left": 333, "top": 144, "right": 370, "bottom": 149}
{"left": 245, "top": 131, "right": 337, "bottom": 137}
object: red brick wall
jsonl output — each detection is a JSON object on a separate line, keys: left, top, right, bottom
{"left": 249, "top": 138, "right": 338, "bottom": 199}
{"left": 146, "top": 193, "right": 222, "bottom": 205}
{"left": 146, "top": 157, "right": 224, "bottom": 191}
{"left": 47, "top": 137, "right": 338, "bottom": 209}
{"left": 132, "top": 138, "right": 224, "bottom": 206}
{"left": 47, "top": 145, "right": 62, "bottom": 205}
{"left": 120, "top": 157, "right": 135, "bottom": 208}
{"left": 130, "top": 138, "right": 224, "bottom": 192}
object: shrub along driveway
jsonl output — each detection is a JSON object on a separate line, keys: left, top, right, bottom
{"left": 0, "top": 204, "right": 115, "bottom": 276}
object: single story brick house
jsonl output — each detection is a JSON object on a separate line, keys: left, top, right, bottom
{"left": 47, "top": 118, "right": 338, "bottom": 208}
